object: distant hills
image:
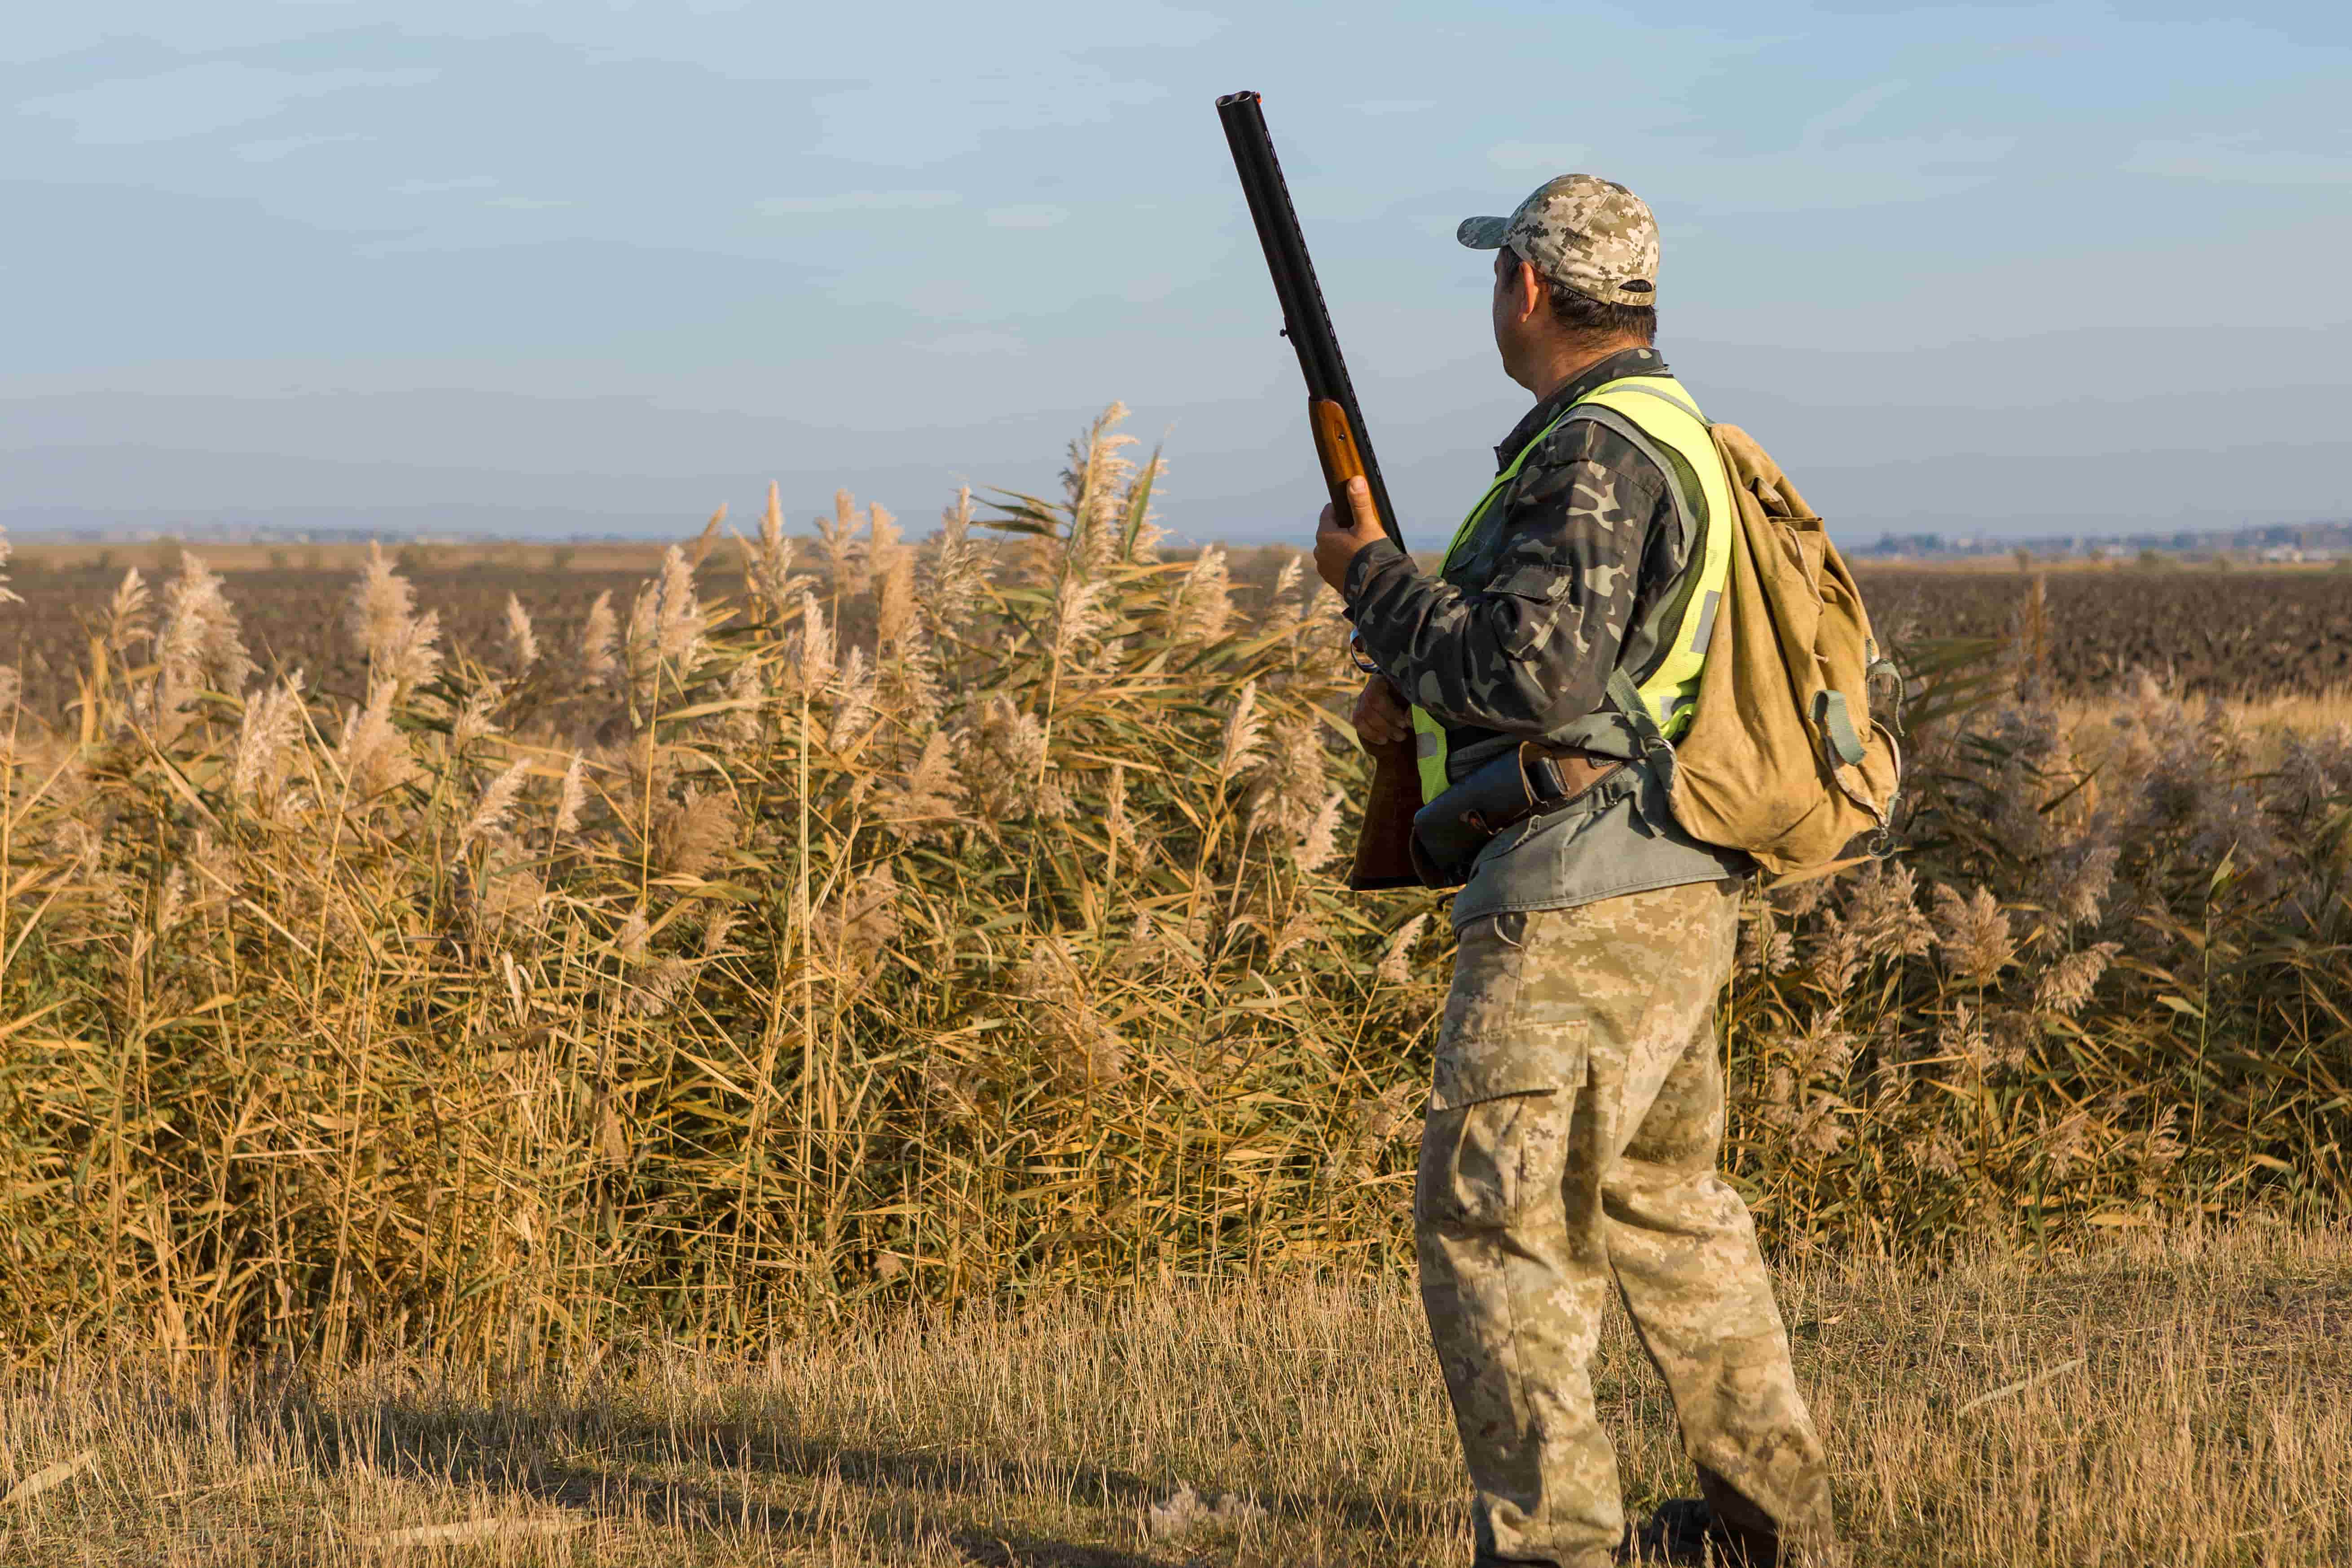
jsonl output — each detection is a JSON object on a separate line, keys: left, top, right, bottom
{"left": 0, "top": 504, "right": 693, "bottom": 547}
{"left": 1857, "top": 518, "right": 2352, "bottom": 563}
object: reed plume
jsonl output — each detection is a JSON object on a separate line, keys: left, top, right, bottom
{"left": 502, "top": 593, "right": 540, "bottom": 673}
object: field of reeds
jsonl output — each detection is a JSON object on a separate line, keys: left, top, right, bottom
{"left": 0, "top": 406, "right": 2347, "bottom": 1371}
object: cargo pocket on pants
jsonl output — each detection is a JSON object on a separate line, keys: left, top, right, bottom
{"left": 1417, "top": 1088, "right": 1560, "bottom": 1232}
{"left": 1417, "top": 912, "right": 1587, "bottom": 1232}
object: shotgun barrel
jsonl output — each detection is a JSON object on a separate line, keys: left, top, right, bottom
{"left": 1214, "top": 90, "right": 1404, "bottom": 550}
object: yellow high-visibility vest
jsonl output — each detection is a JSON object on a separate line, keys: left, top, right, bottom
{"left": 1411, "top": 373, "right": 1735, "bottom": 804}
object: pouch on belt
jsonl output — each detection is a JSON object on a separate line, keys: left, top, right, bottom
{"left": 1410, "top": 742, "right": 1625, "bottom": 889}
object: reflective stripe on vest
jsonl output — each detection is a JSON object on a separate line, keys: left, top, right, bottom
{"left": 1410, "top": 373, "right": 1737, "bottom": 804}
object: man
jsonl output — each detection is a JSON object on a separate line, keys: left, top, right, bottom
{"left": 1311, "top": 176, "right": 1838, "bottom": 1567}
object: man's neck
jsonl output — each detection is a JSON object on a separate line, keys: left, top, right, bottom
{"left": 1526, "top": 338, "right": 1651, "bottom": 403}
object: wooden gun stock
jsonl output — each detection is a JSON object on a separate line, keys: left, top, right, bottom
{"left": 1308, "top": 396, "right": 1367, "bottom": 523}
{"left": 1350, "top": 735, "right": 1423, "bottom": 890}
{"left": 1310, "top": 396, "right": 1422, "bottom": 889}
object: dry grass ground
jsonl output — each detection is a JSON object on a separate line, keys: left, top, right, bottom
{"left": 4, "top": 1223, "right": 2346, "bottom": 1567}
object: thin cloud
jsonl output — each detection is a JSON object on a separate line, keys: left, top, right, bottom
{"left": 19, "top": 63, "right": 437, "bottom": 146}
{"left": 2125, "top": 135, "right": 2352, "bottom": 186}
{"left": 1802, "top": 79, "right": 1910, "bottom": 149}
{"left": 1486, "top": 141, "right": 1588, "bottom": 173}
{"left": 754, "top": 191, "right": 961, "bottom": 215}
{"left": 485, "top": 196, "right": 572, "bottom": 210}
{"left": 921, "top": 329, "right": 1026, "bottom": 356}
{"left": 985, "top": 204, "right": 1068, "bottom": 230}
{"left": 235, "top": 132, "right": 369, "bottom": 163}
{"left": 1682, "top": 132, "right": 2016, "bottom": 214}
{"left": 397, "top": 175, "right": 498, "bottom": 195}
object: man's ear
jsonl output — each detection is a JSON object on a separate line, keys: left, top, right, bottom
{"left": 1516, "top": 259, "right": 1544, "bottom": 324}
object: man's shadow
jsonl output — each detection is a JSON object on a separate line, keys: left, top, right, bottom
{"left": 271, "top": 1388, "right": 1454, "bottom": 1566}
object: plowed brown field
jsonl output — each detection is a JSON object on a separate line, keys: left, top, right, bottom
{"left": 1, "top": 544, "right": 684, "bottom": 714}
{"left": 6, "top": 549, "right": 2347, "bottom": 712}
{"left": 1855, "top": 567, "right": 2352, "bottom": 698}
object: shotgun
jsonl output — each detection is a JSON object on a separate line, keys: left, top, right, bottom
{"left": 1215, "top": 88, "right": 1420, "bottom": 891}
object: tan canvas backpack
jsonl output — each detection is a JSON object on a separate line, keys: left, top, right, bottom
{"left": 1612, "top": 423, "right": 1902, "bottom": 876}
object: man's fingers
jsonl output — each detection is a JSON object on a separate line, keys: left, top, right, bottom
{"left": 1345, "top": 474, "right": 1382, "bottom": 533}
{"left": 1353, "top": 675, "right": 1409, "bottom": 746}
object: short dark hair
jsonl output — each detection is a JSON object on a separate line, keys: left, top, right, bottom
{"left": 1508, "top": 246, "right": 1657, "bottom": 343}
{"left": 1547, "top": 277, "right": 1656, "bottom": 344}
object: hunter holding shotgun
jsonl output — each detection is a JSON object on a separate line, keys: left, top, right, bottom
{"left": 1321, "top": 177, "right": 1841, "bottom": 1568}
{"left": 1223, "top": 90, "right": 1871, "bottom": 1568}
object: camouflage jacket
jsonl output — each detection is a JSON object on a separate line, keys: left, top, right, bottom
{"left": 1344, "top": 346, "right": 1749, "bottom": 924}
{"left": 1343, "top": 346, "right": 1701, "bottom": 781}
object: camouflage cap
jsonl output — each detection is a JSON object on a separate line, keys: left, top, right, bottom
{"left": 1457, "top": 174, "right": 1659, "bottom": 307}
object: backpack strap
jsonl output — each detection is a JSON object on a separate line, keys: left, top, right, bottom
{"left": 1811, "top": 690, "right": 1868, "bottom": 767}
{"left": 1605, "top": 664, "right": 1681, "bottom": 834}
{"left": 1592, "top": 379, "right": 1707, "bottom": 426}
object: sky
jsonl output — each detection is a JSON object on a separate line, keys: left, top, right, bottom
{"left": 4, "top": 0, "right": 2348, "bottom": 547}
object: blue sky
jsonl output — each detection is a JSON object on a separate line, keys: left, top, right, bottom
{"left": 4, "top": 1, "right": 2348, "bottom": 545}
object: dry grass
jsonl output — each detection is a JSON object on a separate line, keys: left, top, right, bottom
{"left": 1, "top": 1223, "right": 2345, "bottom": 1565}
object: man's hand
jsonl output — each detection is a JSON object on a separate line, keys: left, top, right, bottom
{"left": 1351, "top": 673, "right": 1411, "bottom": 749}
{"left": 1314, "top": 474, "right": 1389, "bottom": 594}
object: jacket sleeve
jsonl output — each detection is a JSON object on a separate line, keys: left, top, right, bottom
{"left": 1342, "top": 442, "right": 1665, "bottom": 735}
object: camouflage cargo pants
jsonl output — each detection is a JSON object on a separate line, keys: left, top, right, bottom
{"left": 1416, "top": 879, "right": 1835, "bottom": 1567}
